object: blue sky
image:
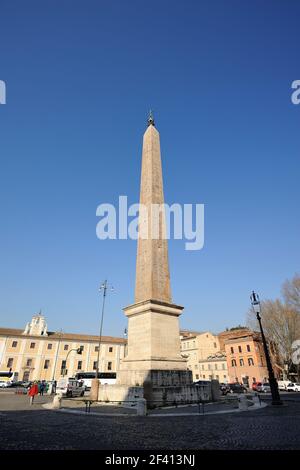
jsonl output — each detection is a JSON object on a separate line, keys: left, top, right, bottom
{"left": 0, "top": 0, "right": 299, "bottom": 337}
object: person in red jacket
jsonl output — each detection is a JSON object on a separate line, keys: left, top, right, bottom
{"left": 28, "top": 382, "right": 39, "bottom": 405}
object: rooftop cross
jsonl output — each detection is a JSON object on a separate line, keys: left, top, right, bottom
{"left": 147, "top": 109, "right": 155, "bottom": 127}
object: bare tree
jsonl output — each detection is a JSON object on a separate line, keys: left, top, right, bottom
{"left": 282, "top": 273, "right": 300, "bottom": 314}
{"left": 247, "top": 298, "right": 300, "bottom": 373}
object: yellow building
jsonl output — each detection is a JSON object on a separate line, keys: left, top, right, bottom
{"left": 0, "top": 314, "right": 126, "bottom": 382}
{"left": 180, "top": 330, "right": 221, "bottom": 381}
{"left": 198, "top": 353, "right": 229, "bottom": 383}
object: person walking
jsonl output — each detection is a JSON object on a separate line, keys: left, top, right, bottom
{"left": 28, "top": 382, "right": 39, "bottom": 405}
{"left": 39, "top": 381, "right": 45, "bottom": 396}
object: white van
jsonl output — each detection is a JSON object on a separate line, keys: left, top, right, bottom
{"left": 56, "top": 378, "right": 85, "bottom": 397}
{"left": 278, "top": 380, "right": 290, "bottom": 391}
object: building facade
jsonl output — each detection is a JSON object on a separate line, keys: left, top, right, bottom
{"left": 180, "top": 331, "right": 222, "bottom": 381}
{"left": 198, "top": 353, "right": 229, "bottom": 383}
{"left": 224, "top": 332, "right": 269, "bottom": 387}
{"left": 0, "top": 314, "right": 126, "bottom": 382}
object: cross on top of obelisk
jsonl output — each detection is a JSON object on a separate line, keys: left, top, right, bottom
{"left": 147, "top": 109, "right": 155, "bottom": 127}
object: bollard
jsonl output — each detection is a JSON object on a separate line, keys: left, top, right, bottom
{"left": 136, "top": 398, "right": 147, "bottom": 416}
{"left": 238, "top": 394, "right": 248, "bottom": 411}
{"left": 52, "top": 393, "right": 62, "bottom": 409}
{"left": 252, "top": 394, "right": 260, "bottom": 406}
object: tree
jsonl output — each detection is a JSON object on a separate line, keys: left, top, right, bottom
{"left": 282, "top": 273, "right": 300, "bottom": 315}
{"left": 247, "top": 298, "right": 300, "bottom": 375}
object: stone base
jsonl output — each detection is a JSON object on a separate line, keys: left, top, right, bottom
{"left": 146, "top": 383, "right": 211, "bottom": 408}
{"left": 122, "top": 299, "right": 186, "bottom": 370}
{"left": 117, "top": 369, "right": 193, "bottom": 387}
{"left": 98, "top": 384, "right": 144, "bottom": 407}
{"left": 97, "top": 382, "right": 212, "bottom": 408}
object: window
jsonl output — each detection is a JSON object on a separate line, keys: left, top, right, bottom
{"left": 7, "top": 358, "right": 13, "bottom": 368}
{"left": 195, "top": 374, "right": 199, "bottom": 379}
{"left": 231, "top": 359, "right": 237, "bottom": 367}
{"left": 248, "top": 358, "right": 254, "bottom": 366}
{"left": 60, "top": 360, "right": 66, "bottom": 375}
{"left": 93, "top": 361, "right": 98, "bottom": 370}
{"left": 231, "top": 347, "right": 234, "bottom": 354}
{"left": 216, "top": 375, "right": 219, "bottom": 380}
{"left": 193, "top": 341, "right": 195, "bottom": 347}
{"left": 224, "top": 375, "right": 227, "bottom": 379}
{"left": 247, "top": 345, "right": 251, "bottom": 352}
{"left": 252, "top": 377, "right": 256, "bottom": 383}
{"left": 240, "top": 358, "right": 244, "bottom": 366}
{"left": 80, "top": 345, "right": 84, "bottom": 351}
{"left": 77, "top": 361, "right": 82, "bottom": 370}
{"left": 238, "top": 346, "right": 242, "bottom": 353}
{"left": 214, "top": 342, "right": 217, "bottom": 348}
{"left": 30, "top": 342, "right": 35, "bottom": 349}
{"left": 47, "top": 344, "right": 52, "bottom": 350}
{"left": 187, "top": 342, "right": 189, "bottom": 348}
{"left": 109, "top": 347, "right": 113, "bottom": 353}
{"left": 222, "top": 363, "right": 225, "bottom": 370}
{"left": 26, "top": 359, "right": 32, "bottom": 367}
{"left": 95, "top": 346, "right": 99, "bottom": 352}
{"left": 209, "top": 375, "right": 212, "bottom": 380}
{"left": 195, "top": 364, "right": 198, "bottom": 369}
{"left": 12, "top": 341, "right": 18, "bottom": 347}
{"left": 203, "top": 375, "right": 205, "bottom": 379}
{"left": 208, "top": 364, "right": 211, "bottom": 370}
{"left": 215, "top": 364, "right": 218, "bottom": 370}
{"left": 44, "top": 360, "right": 50, "bottom": 369}
{"left": 107, "top": 362, "right": 112, "bottom": 371}
{"left": 202, "top": 365, "right": 204, "bottom": 370}
{"left": 64, "top": 345, "right": 69, "bottom": 351}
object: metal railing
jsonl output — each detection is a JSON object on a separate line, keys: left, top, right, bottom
{"left": 59, "top": 396, "right": 250, "bottom": 414}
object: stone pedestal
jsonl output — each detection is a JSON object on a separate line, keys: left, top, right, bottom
{"left": 90, "top": 378, "right": 100, "bottom": 400}
{"left": 119, "top": 299, "right": 187, "bottom": 374}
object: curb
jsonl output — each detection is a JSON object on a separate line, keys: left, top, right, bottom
{"left": 55, "top": 401, "right": 267, "bottom": 418}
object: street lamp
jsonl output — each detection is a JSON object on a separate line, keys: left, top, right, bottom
{"left": 62, "top": 346, "right": 84, "bottom": 377}
{"left": 52, "top": 329, "right": 63, "bottom": 383}
{"left": 90, "top": 280, "right": 114, "bottom": 400}
{"left": 124, "top": 327, "right": 128, "bottom": 357}
{"left": 250, "top": 291, "right": 282, "bottom": 406}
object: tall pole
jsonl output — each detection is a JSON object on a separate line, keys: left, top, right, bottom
{"left": 123, "top": 328, "right": 128, "bottom": 357}
{"left": 52, "top": 329, "right": 63, "bottom": 382}
{"left": 95, "top": 280, "right": 108, "bottom": 379}
{"left": 90, "top": 280, "right": 112, "bottom": 400}
{"left": 251, "top": 291, "right": 282, "bottom": 406}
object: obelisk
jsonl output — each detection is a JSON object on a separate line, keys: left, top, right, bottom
{"left": 118, "top": 113, "right": 190, "bottom": 388}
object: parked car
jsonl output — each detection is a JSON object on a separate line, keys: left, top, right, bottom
{"left": 252, "top": 382, "right": 262, "bottom": 392}
{"left": 225, "top": 383, "right": 247, "bottom": 394}
{"left": 20, "top": 381, "right": 32, "bottom": 389}
{"left": 56, "top": 378, "right": 85, "bottom": 397}
{"left": 260, "top": 383, "right": 271, "bottom": 393}
{"left": 278, "top": 380, "right": 291, "bottom": 391}
{"left": 193, "top": 380, "right": 210, "bottom": 386}
{"left": 0, "top": 381, "right": 9, "bottom": 388}
{"left": 286, "top": 382, "right": 300, "bottom": 392}
{"left": 9, "top": 381, "right": 23, "bottom": 388}
{"left": 220, "top": 383, "right": 231, "bottom": 395}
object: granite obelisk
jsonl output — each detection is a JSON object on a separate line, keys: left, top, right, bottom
{"left": 117, "top": 113, "right": 191, "bottom": 390}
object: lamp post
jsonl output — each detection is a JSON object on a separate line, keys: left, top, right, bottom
{"left": 250, "top": 291, "right": 282, "bottom": 406}
{"left": 52, "top": 329, "right": 63, "bottom": 383}
{"left": 62, "top": 346, "right": 83, "bottom": 377}
{"left": 90, "top": 280, "right": 114, "bottom": 400}
{"left": 123, "top": 327, "right": 128, "bottom": 357}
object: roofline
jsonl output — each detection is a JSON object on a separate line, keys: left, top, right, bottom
{"left": 0, "top": 327, "right": 126, "bottom": 344}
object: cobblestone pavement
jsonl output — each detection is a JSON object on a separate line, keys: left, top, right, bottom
{"left": 0, "top": 392, "right": 300, "bottom": 450}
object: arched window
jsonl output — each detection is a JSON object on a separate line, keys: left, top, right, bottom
{"left": 248, "top": 358, "right": 254, "bottom": 366}
{"left": 231, "top": 359, "right": 237, "bottom": 367}
{"left": 240, "top": 358, "right": 244, "bottom": 366}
